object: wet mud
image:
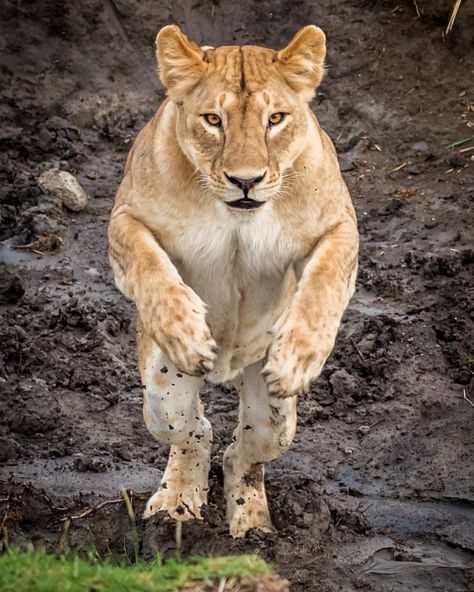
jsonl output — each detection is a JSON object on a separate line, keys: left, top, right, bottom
{"left": 1, "top": 1, "right": 473, "bottom": 590}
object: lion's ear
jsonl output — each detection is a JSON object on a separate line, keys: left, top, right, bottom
{"left": 156, "top": 25, "right": 207, "bottom": 99}
{"left": 277, "top": 26, "right": 326, "bottom": 102}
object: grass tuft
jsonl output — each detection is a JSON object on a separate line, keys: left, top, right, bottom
{"left": 463, "top": 352, "right": 474, "bottom": 369}
{"left": 0, "top": 547, "right": 271, "bottom": 592}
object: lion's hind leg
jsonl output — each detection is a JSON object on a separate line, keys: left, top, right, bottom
{"left": 224, "top": 360, "right": 297, "bottom": 538}
{"left": 138, "top": 324, "right": 212, "bottom": 521}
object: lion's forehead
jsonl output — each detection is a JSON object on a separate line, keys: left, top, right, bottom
{"left": 204, "top": 45, "right": 280, "bottom": 92}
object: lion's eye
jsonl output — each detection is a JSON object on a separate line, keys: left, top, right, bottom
{"left": 203, "top": 114, "right": 222, "bottom": 127}
{"left": 269, "top": 112, "right": 285, "bottom": 126}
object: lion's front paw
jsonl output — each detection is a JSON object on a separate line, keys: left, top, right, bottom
{"left": 144, "top": 481, "right": 206, "bottom": 521}
{"left": 262, "top": 309, "right": 333, "bottom": 397}
{"left": 139, "top": 282, "right": 218, "bottom": 376}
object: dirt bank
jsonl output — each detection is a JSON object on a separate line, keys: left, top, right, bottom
{"left": 1, "top": 1, "right": 473, "bottom": 590}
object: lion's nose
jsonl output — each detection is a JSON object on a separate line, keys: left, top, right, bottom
{"left": 224, "top": 171, "right": 266, "bottom": 193}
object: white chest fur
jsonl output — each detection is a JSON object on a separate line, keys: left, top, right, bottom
{"left": 175, "top": 202, "right": 294, "bottom": 291}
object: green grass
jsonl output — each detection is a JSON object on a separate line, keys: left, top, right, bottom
{"left": 445, "top": 137, "right": 471, "bottom": 150}
{"left": 463, "top": 352, "right": 474, "bottom": 369}
{"left": 0, "top": 548, "right": 270, "bottom": 592}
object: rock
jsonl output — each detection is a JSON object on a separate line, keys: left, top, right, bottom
{"left": 339, "top": 156, "right": 355, "bottom": 172}
{"left": 114, "top": 444, "right": 132, "bottom": 461}
{"left": 411, "top": 141, "right": 428, "bottom": 152}
{"left": 20, "top": 201, "right": 62, "bottom": 236}
{"left": 73, "top": 454, "right": 108, "bottom": 473}
{"left": 8, "top": 411, "right": 56, "bottom": 434}
{"left": 38, "top": 169, "right": 88, "bottom": 212}
{"left": 0, "top": 264, "right": 25, "bottom": 304}
{"left": 330, "top": 369, "right": 361, "bottom": 399}
{"left": 33, "top": 213, "right": 60, "bottom": 236}
{"left": 0, "top": 436, "right": 19, "bottom": 462}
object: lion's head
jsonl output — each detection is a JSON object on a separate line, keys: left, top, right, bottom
{"left": 156, "top": 25, "right": 326, "bottom": 210}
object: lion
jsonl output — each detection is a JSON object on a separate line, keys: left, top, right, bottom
{"left": 108, "top": 24, "right": 359, "bottom": 538}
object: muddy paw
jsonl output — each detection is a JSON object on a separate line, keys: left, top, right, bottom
{"left": 263, "top": 310, "right": 332, "bottom": 397}
{"left": 138, "top": 282, "right": 218, "bottom": 376}
{"left": 143, "top": 482, "right": 207, "bottom": 521}
{"left": 227, "top": 496, "right": 275, "bottom": 538}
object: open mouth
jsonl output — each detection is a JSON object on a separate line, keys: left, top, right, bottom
{"left": 226, "top": 197, "right": 265, "bottom": 210}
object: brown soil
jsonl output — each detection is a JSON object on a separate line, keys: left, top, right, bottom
{"left": 1, "top": 1, "right": 473, "bottom": 590}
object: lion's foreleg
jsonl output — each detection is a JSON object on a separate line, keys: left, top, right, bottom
{"left": 264, "top": 216, "right": 359, "bottom": 397}
{"left": 138, "top": 324, "right": 212, "bottom": 522}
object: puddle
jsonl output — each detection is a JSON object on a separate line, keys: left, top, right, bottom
{"left": 2, "top": 458, "right": 162, "bottom": 499}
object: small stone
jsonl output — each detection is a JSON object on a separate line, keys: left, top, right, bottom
{"left": 424, "top": 217, "right": 438, "bottom": 229}
{"left": 339, "top": 157, "right": 354, "bottom": 172}
{"left": 38, "top": 169, "right": 88, "bottom": 212}
{"left": 411, "top": 141, "right": 428, "bottom": 152}
{"left": 343, "top": 447, "right": 354, "bottom": 455}
{"left": 358, "top": 425, "right": 371, "bottom": 435}
{"left": 114, "top": 445, "right": 132, "bottom": 461}
{"left": 104, "top": 391, "right": 119, "bottom": 405}
{"left": 73, "top": 454, "right": 107, "bottom": 472}
{"left": 32, "top": 213, "right": 59, "bottom": 236}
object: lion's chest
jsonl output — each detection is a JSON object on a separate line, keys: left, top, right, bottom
{"left": 174, "top": 205, "right": 292, "bottom": 288}
{"left": 171, "top": 206, "right": 299, "bottom": 378}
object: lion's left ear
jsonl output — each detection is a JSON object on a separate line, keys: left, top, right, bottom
{"left": 156, "top": 25, "right": 207, "bottom": 100}
{"left": 277, "top": 25, "right": 326, "bottom": 102}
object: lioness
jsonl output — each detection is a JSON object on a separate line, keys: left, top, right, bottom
{"left": 108, "top": 24, "right": 358, "bottom": 538}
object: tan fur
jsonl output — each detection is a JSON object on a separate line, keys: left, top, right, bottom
{"left": 108, "top": 25, "right": 358, "bottom": 537}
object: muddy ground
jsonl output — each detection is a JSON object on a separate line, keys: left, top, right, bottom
{"left": 1, "top": 0, "right": 473, "bottom": 590}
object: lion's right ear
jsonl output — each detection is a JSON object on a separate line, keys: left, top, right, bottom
{"left": 155, "top": 25, "right": 207, "bottom": 100}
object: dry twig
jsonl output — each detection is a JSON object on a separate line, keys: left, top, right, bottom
{"left": 391, "top": 162, "right": 409, "bottom": 173}
{"left": 446, "top": 0, "right": 463, "bottom": 34}
{"left": 413, "top": 0, "right": 421, "bottom": 18}
{"left": 350, "top": 338, "right": 366, "bottom": 366}
{"left": 12, "top": 234, "right": 63, "bottom": 255}
{"left": 60, "top": 497, "right": 124, "bottom": 522}
{"left": 463, "top": 389, "right": 474, "bottom": 408}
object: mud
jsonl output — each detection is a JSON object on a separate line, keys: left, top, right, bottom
{"left": 1, "top": 1, "right": 473, "bottom": 590}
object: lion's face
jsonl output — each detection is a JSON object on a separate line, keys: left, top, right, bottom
{"left": 156, "top": 26, "right": 326, "bottom": 210}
